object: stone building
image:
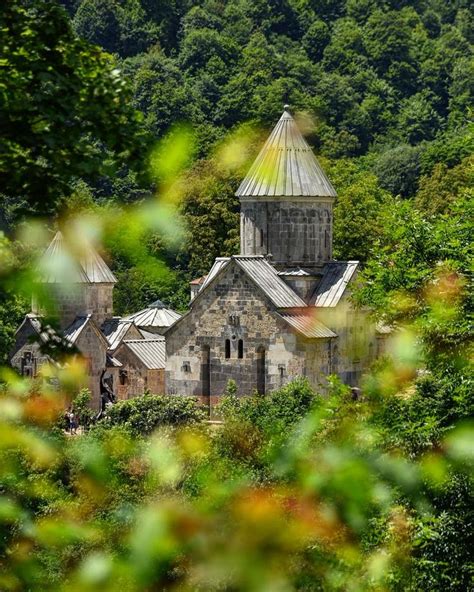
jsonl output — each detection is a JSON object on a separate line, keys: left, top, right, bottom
{"left": 166, "top": 107, "right": 386, "bottom": 406}
{"left": 10, "top": 232, "right": 174, "bottom": 408}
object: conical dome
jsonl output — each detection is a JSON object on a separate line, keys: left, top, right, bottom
{"left": 38, "top": 231, "right": 117, "bottom": 284}
{"left": 125, "top": 300, "right": 181, "bottom": 331}
{"left": 236, "top": 107, "right": 336, "bottom": 198}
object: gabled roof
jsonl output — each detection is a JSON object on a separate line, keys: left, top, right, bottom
{"left": 63, "top": 315, "right": 109, "bottom": 347}
{"left": 277, "top": 310, "right": 337, "bottom": 339}
{"left": 124, "top": 300, "right": 181, "bottom": 329}
{"left": 38, "top": 231, "right": 117, "bottom": 284}
{"left": 236, "top": 107, "right": 337, "bottom": 198}
{"left": 198, "top": 256, "right": 306, "bottom": 309}
{"left": 310, "top": 261, "right": 359, "bottom": 307}
{"left": 121, "top": 339, "right": 166, "bottom": 369}
{"left": 101, "top": 318, "right": 138, "bottom": 351}
{"left": 18, "top": 313, "right": 63, "bottom": 345}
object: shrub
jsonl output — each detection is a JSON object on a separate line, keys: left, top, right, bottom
{"left": 98, "top": 394, "right": 205, "bottom": 436}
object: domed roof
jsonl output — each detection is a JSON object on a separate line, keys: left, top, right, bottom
{"left": 236, "top": 107, "right": 336, "bottom": 198}
{"left": 38, "top": 231, "right": 117, "bottom": 284}
{"left": 125, "top": 300, "right": 181, "bottom": 329}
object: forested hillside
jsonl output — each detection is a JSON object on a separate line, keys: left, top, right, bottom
{"left": 0, "top": 3, "right": 472, "bottom": 590}
{"left": 57, "top": 0, "right": 473, "bottom": 312}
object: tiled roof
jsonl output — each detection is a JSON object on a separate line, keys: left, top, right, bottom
{"left": 122, "top": 339, "right": 166, "bottom": 369}
{"left": 278, "top": 310, "right": 337, "bottom": 338}
{"left": 236, "top": 108, "right": 337, "bottom": 198}
{"left": 125, "top": 300, "right": 181, "bottom": 329}
{"left": 190, "top": 275, "right": 207, "bottom": 285}
{"left": 310, "top": 261, "right": 359, "bottom": 307}
{"left": 38, "top": 231, "right": 117, "bottom": 284}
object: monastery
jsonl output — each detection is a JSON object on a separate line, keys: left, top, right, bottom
{"left": 10, "top": 107, "right": 388, "bottom": 409}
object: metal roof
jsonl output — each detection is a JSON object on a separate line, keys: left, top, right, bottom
{"left": 63, "top": 315, "right": 92, "bottom": 344}
{"left": 101, "top": 318, "right": 137, "bottom": 351}
{"left": 106, "top": 353, "right": 122, "bottom": 367}
{"left": 122, "top": 339, "right": 166, "bottom": 369}
{"left": 376, "top": 321, "right": 393, "bottom": 335}
{"left": 200, "top": 258, "right": 230, "bottom": 291}
{"left": 236, "top": 108, "right": 337, "bottom": 198}
{"left": 191, "top": 256, "right": 306, "bottom": 309}
{"left": 38, "top": 231, "right": 117, "bottom": 284}
{"left": 235, "top": 257, "right": 307, "bottom": 308}
{"left": 278, "top": 311, "right": 337, "bottom": 338}
{"left": 310, "top": 261, "right": 359, "bottom": 307}
{"left": 125, "top": 301, "right": 181, "bottom": 329}
{"left": 277, "top": 269, "right": 311, "bottom": 277}
{"left": 21, "top": 313, "right": 63, "bottom": 345}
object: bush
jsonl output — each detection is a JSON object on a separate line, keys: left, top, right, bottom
{"left": 98, "top": 394, "right": 205, "bottom": 436}
{"left": 217, "top": 378, "right": 321, "bottom": 466}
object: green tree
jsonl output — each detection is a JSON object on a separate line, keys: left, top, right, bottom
{"left": 0, "top": 0, "right": 148, "bottom": 216}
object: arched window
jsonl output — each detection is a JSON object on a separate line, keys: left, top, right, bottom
{"left": 257, "top": 346, "right": 265, "bottom": 395}
{"left": 225, "top": 339, "right": 231, "bottom": 359}
{"left": 238, "top": 339, "right": 244, "bottom": 359}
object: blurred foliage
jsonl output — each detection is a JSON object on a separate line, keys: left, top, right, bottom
{"left": 0, "top": 369, "right": 472, "bottom": 590}
{"left": 0, "top": 1, "right": 149, "bottom": 217}
{"left": 0, "top": 2, "right": 472, "bottom": 590}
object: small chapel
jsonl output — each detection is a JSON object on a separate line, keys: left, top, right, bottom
{"left": 165, "top": 107, "right": 388, "bottom": 405}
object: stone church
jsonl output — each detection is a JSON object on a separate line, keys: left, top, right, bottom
{"left": 10, "top": 107, "right": 387, "bottom": 410}
{"left": 9, "top": 231, "right": 179, "bottom": 409}
{"left": 165, "top": 107, "right": 387, "bottom": 405}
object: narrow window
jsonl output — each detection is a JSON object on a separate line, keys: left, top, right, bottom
{"left": 257, "top": 346, "right": 265, "bottom": 395}
{"left": 259, "top": 228, "right": 264, "bottom": 247}
{"left": 201, "top": 345, "right": 210, "bottom": 398}
{"left": 238, "top": 339, "right": 244, "bottom": 359}
{"left": 225, "top": 339, "right": 231, "bottom": 359}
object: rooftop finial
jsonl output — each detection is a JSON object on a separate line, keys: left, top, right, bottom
{"left": 284, "top": 104, "right": 290, "bottom": 112}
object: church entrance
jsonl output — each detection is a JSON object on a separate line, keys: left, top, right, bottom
{"left": 257, "top": 346, "right": 265, "bottom": 395}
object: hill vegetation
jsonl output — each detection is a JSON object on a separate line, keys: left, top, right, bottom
{"left": 0, "top": 3, "right": 472, "bottom": 589}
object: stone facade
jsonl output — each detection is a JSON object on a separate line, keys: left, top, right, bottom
{"left": 10, "top": 232, "right": 171, "bottom": 410}
{"left": 114, "top": 343, "right": 165, "bottom": 397}
{"left": 33, "top": 283, "right": 114, "bottom": 330}
{"left": 166, "top": 107, "right": 387, "bottom": 405}
{"left": 240, "top": 198, "right": 333, "bottom": 267}
{"left": 166, "top": 260, "right": 378, "bottom": 403}
{"left": 10, "top": 316, "right": 108, "bottom": 408}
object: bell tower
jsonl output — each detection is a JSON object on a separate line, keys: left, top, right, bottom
{"left": 237, "top": 106, "right": 336, "bottom": 269}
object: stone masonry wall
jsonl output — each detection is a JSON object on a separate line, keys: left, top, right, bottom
{"left": 113, "top": 345, "right": 165, "bottom": 398}
{"left": 240, "top": 199, "right": 333, "bottom": 266}
{"left": 34, "top": 283, "right": 114, "bottom": 329}
{"left": 76, "top": 324, "right": 108, "bottom": 409}
{"left": 166, "top": 261, "right": 315, "bottom": 399}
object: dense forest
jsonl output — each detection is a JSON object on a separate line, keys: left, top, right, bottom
{"left": 2, "top": 0, "right": 473, "bottom": 318}
{"left": 62, "top": 0, "right": 473, "bottom": 312}
{"left": 0, "top": 1, "right": 472, "bottom": 590}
